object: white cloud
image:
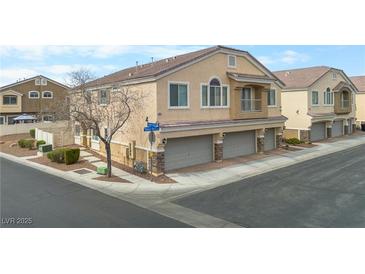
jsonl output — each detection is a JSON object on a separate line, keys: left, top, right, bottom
{"left": 280, "top": 50, "right": 309, "bottom": 64}
{"left": 258, "top": 50, "right": 310, "bottom": 66}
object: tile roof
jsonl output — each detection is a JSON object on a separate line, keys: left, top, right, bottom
{"left": 273, "top": 66, "right": 331, "bottom": 89}
{"left": 350, "top": 76, "right": 365, "bottom": 92}
{"left": 83, "top": 45, "right": 283, "bottom": 89}
{"left": 85, "top": 46, "right": 225, "bottom": 88}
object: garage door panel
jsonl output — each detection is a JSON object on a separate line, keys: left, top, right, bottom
{"left": 332, "top": 120, "right": 343, "bottom": 137}
{"left": 165, "top": 135, "right": 213, "bottom": 171}
{"left": 311, "top": 122, "right": 326, "bottom": 141}
{"left": 223, "top": 131, "right": 256, "bottom": 159}
{"left": 264, "top": 128, "right": 275, "bottom": 151}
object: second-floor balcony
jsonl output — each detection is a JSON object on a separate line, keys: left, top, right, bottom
{"left": 334, "top": 90, "right": 352, "bottom": 114}
{"left": 241, "top": 99, "right": 262, "bottom": 112}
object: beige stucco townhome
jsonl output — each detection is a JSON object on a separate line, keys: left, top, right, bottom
{"left": 274, "top": 66, "right": 358, "bottom": 142}
{"left": 74, "top": 46, "right": 287, "bottom": 174}
{"left": 350, "top": 76, "right": 365, "bottom": 128}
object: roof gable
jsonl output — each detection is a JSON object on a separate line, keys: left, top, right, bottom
{"left": 84, "top": 45, "right": 284, "bottom": 89}
{"left": 0, "top": 75, "right": 69, "bottom": 91}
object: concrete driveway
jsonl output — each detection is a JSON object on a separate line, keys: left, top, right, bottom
{"left": 175, "top": 144, "right": 365, "bottom": 228}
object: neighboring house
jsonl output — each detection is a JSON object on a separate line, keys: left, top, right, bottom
{"left": 74, "top": 45, "right": 287, "bottom": 174}
{"left": 0, "top": 75, "right": 69, "bottom": 125}
{"left": 350, "top": 76, "right": 365, "bottom": 127}
{"left": 274, "top": 66, "right": 358, "bottom": 142}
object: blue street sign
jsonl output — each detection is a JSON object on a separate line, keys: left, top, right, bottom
{"left": 144, "top": 122, "right": 160, "bottom": 132}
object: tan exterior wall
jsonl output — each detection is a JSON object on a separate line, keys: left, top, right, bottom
{"left": 282, "top": 129, "right": 299, "bottom": 139}
{"left": 308, "top": 70, "right": 355, "bottom": 117}
{"left": 267, "top": 82, "right": 282, "bottom": 117}
{"left": 356, "top": 93, "right": 365, "bottom": 123}
{"left": 282, "top": 90, "right": 311, "bottom": 129}
{"left": 156, "top": 52, "right": 279, "bottom": 123}
{"left": 0, "top": 91, "right": 22, "bottom": 113}
{"left": 99, "top": 82, "right": 158, "bottom": 150}
{"left": 0, "top": 78, "right": 68, "bottom": 116}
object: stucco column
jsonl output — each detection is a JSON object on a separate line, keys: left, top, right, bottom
{"left": 214, "top": 133, "right": 224, "bottom": 162}
{"left": 326, "top": 122, "right": 332, "bottom": 138}
{"left": 300, "top": 130, "right": 311, "bottom": 143}
{"left": 257, "top": 129, "right": 265, "bottom": 154}
{"left": 81, "top": 128, "right": 88, "bottom": 147}
{"left": 344, "top": 120, "right": 349, "bottom": 135}
{"left": 86, "top": 129, "right": 92, "bottom": 147}
{"left": 151, "top": 144, "right": 165, "bottom": 176}
{"left": 275, "top": 128, "right": 283, "bottom": 148}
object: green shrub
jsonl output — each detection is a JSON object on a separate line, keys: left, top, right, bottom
{"left": 285, "top": 138, "right": 302, "bottom": 145}
{"left": 47, "top": 148, "right": 66, "bottom": 163}
{"left": 18, "top": 139, "right": 25, "bottom": 148}
{"left": 36, "top": 140, "right": 46, "bottom": 148}
{"left": 29, "top": 129, "right": 35, "bottom": 138}
{"left": 18, "top": 139, "right": 34, "bottom": 149}
{"left": 64, "top": 148, "right": 80, "bottom": 165}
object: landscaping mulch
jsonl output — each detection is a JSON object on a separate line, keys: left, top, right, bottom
{"left": 86, "top": 149, "right": 176, "bottom": 184}
{"left": 0, "top": 133, "right": 38, "bottom": 157}
{"left": 94, "top": 175, "right": 131, "bottom": 183}
{"left": 29, "top": 156, "right": 97, "bottom": 172}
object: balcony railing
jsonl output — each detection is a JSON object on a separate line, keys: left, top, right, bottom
{"left": 241, "top": 99, "right": 261, "bottom": 112}
{"left": 341, "top": 100, "right": 350, "bottom": 108}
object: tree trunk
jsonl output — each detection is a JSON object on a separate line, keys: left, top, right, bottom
{"left": 105, "top": 142, "right": 112, "bottom": 177}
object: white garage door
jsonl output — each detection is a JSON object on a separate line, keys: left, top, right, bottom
{"left": 264, "top": 128, "right": 276, "bottom": 151}
{"left": 223, "top": 131, "right": 256, "bottom": 159}
{"left": 332, "top": 120, "right": 343, "bottom": 137}
{"left": 165, "top": 135, "right": 213, "bottom": 171}
{"left": 311, "top": 122, "right": 326, "bottom": 141}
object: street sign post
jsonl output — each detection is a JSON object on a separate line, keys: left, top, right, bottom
{"left": 144, "top": 122, "right": 159, "bottom": 178}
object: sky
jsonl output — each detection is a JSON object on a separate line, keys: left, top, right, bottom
{"left": 0, "top": 45, "right": 364, "bottom": 87}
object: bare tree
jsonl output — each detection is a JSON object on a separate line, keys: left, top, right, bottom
{"left": 67, "top": 68, "right": 142, "bottom": 177}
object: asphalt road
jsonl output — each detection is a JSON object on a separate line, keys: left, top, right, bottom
{"left": 0, "top": 157, "right": 191, "bottom": 228}
{"left": 176, "top": 144, "right": 365, "bottom": 228}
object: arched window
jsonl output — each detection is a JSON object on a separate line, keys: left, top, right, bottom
{"left": 201, "top": 77, "right": 229, "bottom": 107}
{"left": 28, "top": 91, "right": 40, "bottom": 99}
{"left": 324, "top": 87, "right": 333, "bottom": 105}
{"left": 42, "top": 91, "right": 53, "bottom": 99}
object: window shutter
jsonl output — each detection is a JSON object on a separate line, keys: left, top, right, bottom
{"left": 106, "top": 89, "right": 110, "bottom": 104}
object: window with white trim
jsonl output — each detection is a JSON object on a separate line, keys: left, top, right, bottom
{"left": 311, "top": 91, "right": 319, "bottom": 105}
{"left": 98, "top": 89, "right": 109, "bottom": 105}
{"left": 29, "top": 91, "right": 40, "bottom": 99}
{"left": 75, "top": 125, "right": 81, "bottom": 136}
{"left": 42, "top": 91, "right": 53, "bottom": 98}
{"left": 201, "top": 78, "right": 229, "bottom": 107}
{"left": 267, "top": 89, "right": 276, "bottom": 106}
{"left": 228, "top": 55, "right": 236, "bottom": 68}
{"left": 91, "top": 129, "right": 99, "bottom": 141}
{"left": 169, "top": 83, "right": 188, "bottom": 108}
{"left": 332, "top": 73, "right": 337, "bottom": 80}
{"left": 3, "top": 95, "right": 17, "bottom": 105}
{"left": 324, "top": 88, "right": 333, "bottom": 105}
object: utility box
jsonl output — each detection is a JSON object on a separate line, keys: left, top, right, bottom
{"left": 97, "top": 166, "right": 108, "bottom": 175}
{"left": 39, "top": 144, "right": 53, "bottom": 153}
